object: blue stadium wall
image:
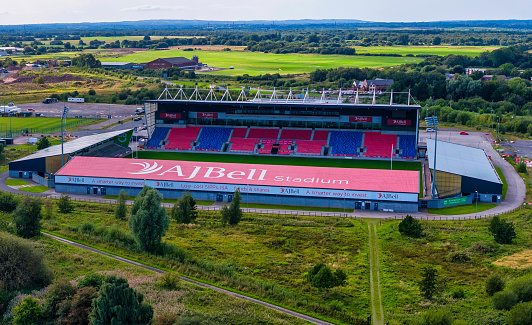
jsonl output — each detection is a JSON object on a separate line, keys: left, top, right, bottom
{"left": 54, "top": 183, "right": 419, "bottom": 213}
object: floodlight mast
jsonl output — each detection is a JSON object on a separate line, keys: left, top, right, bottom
{"left": 425, "top": 116, "right": 439, "bottom": 199}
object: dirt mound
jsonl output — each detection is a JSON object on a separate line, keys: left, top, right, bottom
{"left": 0, "top": 73, "right": 84, "bottom": 84}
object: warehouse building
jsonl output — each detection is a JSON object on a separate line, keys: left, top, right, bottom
{"left": 426, "top": 139, "right": 502, "bottom": 201}
{"left": 55, "top": 157, "right": 420, "bottom": 212}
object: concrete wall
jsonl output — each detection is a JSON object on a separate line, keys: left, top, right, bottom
{"left": 55, "top": 184, "right": 419, "bottom": 213}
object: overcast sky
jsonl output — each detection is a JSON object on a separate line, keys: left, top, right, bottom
{"left": 1, "top": 0, "right": 531, "bottom": 25}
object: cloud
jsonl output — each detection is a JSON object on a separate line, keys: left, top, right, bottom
{"left": 0, "top": 11, "right": 8, "bottom": 15}
{"left": 209, "top": 4, "right": 252, "bottom": 9}
{"left": 121, "top": 5, "right": 185, "bottom": 12}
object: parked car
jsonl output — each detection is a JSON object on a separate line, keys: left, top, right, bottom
{"left": 27, "top": 108, "right": 35, "bottom": 111}
{"left": 460, "top": 131, "right": 469, "bottom": 135}
{"left": 426, "top": 128, "right": 435, "bottom": 132}
{"left": 42, "top": 98, "right": 58, "bottom": 104}
{"left": 134, "top": 116, "right": 142, "bottom": 121}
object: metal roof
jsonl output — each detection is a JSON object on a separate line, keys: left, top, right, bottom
{"left": 101, "top": 62, "right": 133, "bottom": 66}
{"left": 159, "top": 57, "right": 194, "bottom": 64}
{"left": 12, "top": 129, "right": 132, "bottom": 163}
{"left": 426, "top": 139, "right": 501, "bottom": 184}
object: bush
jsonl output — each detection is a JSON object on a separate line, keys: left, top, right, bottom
{"left": 508, "top": 276, "right": 532, "bottom": 302}
{"left": 57, "top": 286, "right": 98, "bottom": 325}
{"left": 153, "top": 312, "right": 179, "bottom": 325}
{"left": 448, "top": 252, "right": 470, "bottom": 263}
{"left": 486, "top": 274, "right": 505, "bottom": 296}
{"left": 419, "top": 265, "right": 440, "bottom": 299}
{"left": 160, "top": 243, "right": 189, "bottom": 263}
{"left": 420, "top": 309, "right": 452, "bottom": 325}
{"left": 469, "top": 241, "right": 499, "bottom": 254}
{"left": 507, "top": 301, "right": 532, "bottom": 325}
{"left": 398, "top": 215, "right": 423, "bottom": 238}
{"left": 488, "top": 216, "right": 516, "bottom": 244}
{"left": 43, "top": 278, "right": 77, "bottom": 317}
{"left": 492, "top": 290, "right": 518, "bottom": 310}
{"left": 114, "top": 190, "right": 128, "bottom": 220}
{"left": 170, "top": 192, "right": 197, "bottom": 224}
{"left": 12, "top": 196, "right": 42, "bottom": 238}
{"left": 0, "top": 191, "right": 20, "bottom": 212}
{"left": 0, "top": 231, "right": 53, "bottom": 290}
{"left": 158, "top": 273, "right": 181, "bottom": 290}
{"left": 451, "top": 287, "right": 466, "bottom": 299}
{"left": 78, "top": 273, "right": 104, "bottom": 290}
{"left": 79, "top": 221, "right": 95, "bottom": 235}
{"left": 36, "top": 137, "right": 51, "bottom": 150}
{"left": 517, "top": 161, "right": 528, "bottom": 174}
{"left": 58, "top": 194, "right": 74, "bottom": 213}
{"left": 88, "top": 89, "right": 96, "bottom": 96}
{"left": 13, "top": 296, "right": 42, "bottom": 325}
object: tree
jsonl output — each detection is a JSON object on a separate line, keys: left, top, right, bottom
{"left": 486, "top": 274, "right": 505, "bottom": 296}
{"left": 398, "top": 215, "right": 423, "bottom": 238}
{"left": 90, "top": 276, "right": 153, "bottom": 325}
{"left": 492, "top": 290, "right": 518, "bottom": 310}
{"left": 58, "top": 193, "right": 74, "bottom": 213}
{"left": 432, "top": 36, "right": 442, "bottom": 46}
{"left": 419, "top": 265, "right": 439, "bottom": 299}
{"left": 517, "top": 161, "right": 528, "bottom": 174}
{"left": 43, "top": 278, "right": 77, "bottom": 317}
{"left": 128, "top": 186, "right": 169, "bottom": 252}
{"left": 397, "top": 34, "right": 409, "bottom": 45}
{"left": 228, "top": 189, "right": 243, "bottom": 225}
{"left": 220, "top": 203, "right": 230, "bottom": 226}
{"left": 88, "top": 89, "right": 96, "bottom": 96}
{"left": 170, "top": 192, "right": 197, "bottom": 224}
{"left": 0, "top": 231, "right": 53, "bottom": 291}
{"left": 507, "top": 301, "right": 532, "bottom": 325}
{"left": 0, "top": 191, "right": 20, "bottom": 212}
{"left": 488, "top": 216, "right": 516, "bottom": 244}
{"left": 13, "top": 296, "right": 42, "bottom": 325}
{"left": 307, "top": 263, "right": 348, "bottom": 295}
{"left": 57, "top": 286, "right": 98, "bottom": 325}
{"left": 36, "top": 136, "right": 51, "bottom": 150}
{"left": 12, "top": 196, "right": 42, "bottom": 238}
{"left": 34, "top": 76, "right": 44, "bottom": 84}
{"left": 43, "top": 198, "right": 54, "bottom": 220}
{"left": 71, "top": 54, "right": 101, "bottom": 68}
{"left": 114, "top": 190, "right": 128, "bottom": 220}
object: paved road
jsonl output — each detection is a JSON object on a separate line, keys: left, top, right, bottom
{"left": 42, "top": 232, "right": 332, "bottom": 325}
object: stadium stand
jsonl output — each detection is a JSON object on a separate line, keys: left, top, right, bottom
{"left": 146, "top": 127, "right": 170, "bottom": 149}
{"left": 231, "top": 127, "right": 248, "bottom": 138}
{"left": 196, "top": 127, "right": 232, "bottom": 151}
{"left": 363, "top": 132, "right": 397, "bottom": 158}
{"left": 247, "top": 128, "right": 264, "bottom": 139}
{"left": 262, "top": 128, "right": 280, "bottom": 139}
{"left": 279, "top": 129, "right": 297, "bottom": 140}
{"left": 399, "top": 135, "right": 417, "bottom": 158}
{"left": 313, "top": 130, "right": 329, "bottom": 141}
{"left": 278, "top": 144, "right": 293, "bottom": 155}
{"left": 329, "top": 131, "right": 363, "bottom": 156}
{"left": 164, "top": 127, "right": 201, "bottom": 150}
{"left": 296, "top": 140, "right": 326, "bottom": 156}
{"left": 230, "top": 138, "right": 259, "bottom": 153}
{"left": 295, "top": 129, "right": 312, "bottom": 140}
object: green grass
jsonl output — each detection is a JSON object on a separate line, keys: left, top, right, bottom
{"left": 495, "top": 167, "right": 508, "bottom": 199}
{"left": 241, "top": 202, "right": 352, "bottom": 212}
{"left": 5, "top": 179, "right": 30, "bottom": 186}
{"left": 102, "top": 194, "right": 214, "bottom": 206}
{"left": 352, "top": 45, "right": 497, "bottom": 57}
{"left": 103, "top": 49, "right": 422, "bottom": 75}
{"left": 0, "top": 117, "right": 96, "bottom": 136}
{"left": 18, "top": 185, "right": 50, "bottom": 193}
{"left": 427, "top": 203, "right": 497, "bottom": 215}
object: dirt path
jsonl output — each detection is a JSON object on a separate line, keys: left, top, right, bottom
{"left": 42, "top": 232, "right": 332, "bottom": 325}
{"left": 368, "top": 221, "right": 384, "bottom": 325}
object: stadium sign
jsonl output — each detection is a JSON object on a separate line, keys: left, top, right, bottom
{"left": 387, "top": 119, "right": 412, "bottom": 126}
{"left": 349, "top": 116, "right": 373, "bottom": 123}
{"left": 160, "top": 113, "right": 181, "bottom": 119}
{"left": 443, "top": 196, "right": 467, "bottom": 206}
{"left": 197, "top": 112, "right": 218, "bottom": 118}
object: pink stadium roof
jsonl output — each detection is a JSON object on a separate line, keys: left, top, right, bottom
{"left": 56, "top": 157, "right": 419, "bottom": 194}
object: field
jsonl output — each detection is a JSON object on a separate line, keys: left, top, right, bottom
{"left": 427, "top": 203, "right": 497, "bottom": 215}
{"left": 352, "top": 45, "right": 498, "bottom": 57}
{"left": 103, "top": 49, "right": 423, "bottom": 76}
{"left": 0, "top": 116, "right": 96, "bottom": 137}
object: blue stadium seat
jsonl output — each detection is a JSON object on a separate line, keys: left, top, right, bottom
{"left": 146, "top": 127, "right": 170, "bottom": 148}
{"left": 399, "top": 135, "right": 417, "bottom": 158}
{"left": 329, "top": 131, "right": 363, "bottom": 156}
{"left": 196, "top": 127, "right": 232, "bottom": 151}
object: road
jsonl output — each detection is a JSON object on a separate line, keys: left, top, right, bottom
{"left": 42, "top": 232, "right": 332, "bottom": 325}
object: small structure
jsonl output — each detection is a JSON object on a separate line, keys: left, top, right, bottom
{"left": 101, "top": 62, "right": 140, "bottom": 70}
{"left": 145, "top": 56, "right": 201, "bottom": 70}
{"left": 353, "top": 79, "right": 394, "bottom": 92}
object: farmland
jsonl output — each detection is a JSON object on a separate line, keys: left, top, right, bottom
{"left": 352, "top": 45, "right": 498, "bottom": 57}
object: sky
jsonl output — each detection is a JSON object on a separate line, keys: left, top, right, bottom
{"left": 0, "top": 0, "right": 531, "bottom": 25}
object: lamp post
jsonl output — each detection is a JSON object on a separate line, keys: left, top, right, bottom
{"left": 475, "top": 190, "right": 478, "bottom": 217}
{"left": 497, "top": 116, "right": 500, "bottom": 142}
{"left": 343, "top": 189, "right": 346, "bottom": 215}
{"left": 61, "top": 105, "right": 70, "bottom": 167}
{"left": 425, "top": 116, "right": 439, "bottom": 199}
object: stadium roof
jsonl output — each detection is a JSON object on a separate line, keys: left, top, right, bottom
{"left": 12, "top": 129, "right": 132, "bottom": 163}
{"left": 56, "top": 157, "right": 420, "bottom": 194}
{"left": 426, "top": 139, "right": 501, "bottom": 184}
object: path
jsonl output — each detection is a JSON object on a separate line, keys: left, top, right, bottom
{"left": 367, "top": 221, "right": 384, "bottom": 325}
{"left": 42, "top": 232, "right": 333, "bottom": 325}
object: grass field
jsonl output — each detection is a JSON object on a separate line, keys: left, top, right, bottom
{"left": 5, "top": 179, "right": 29, "bottom": 186}
{"left": 427, "top": 203, "right": 497, "bottom": 215}
{"left": 495, "top": 167, "right": 508, "bottom": 199}
{"left": 102, "top": 194, "right": 214, "bottom": 206}
{"left": 18, "top": 185, "right": 50, "bottom": 193}
{"left": 104, "top": 49, "right": 422, "bottom": 75}
{"left": 352, "top": 45, "right": 497, "bottom": 57}
{"left": 0, "top": 117, "right": 96, "bottom": 136}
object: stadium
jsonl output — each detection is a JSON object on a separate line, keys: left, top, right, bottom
{"left": 11, "top": 88, "right": 503, "bottom": 212}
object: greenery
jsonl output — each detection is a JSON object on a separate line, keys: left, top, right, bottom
{"left": 228, "top": 190, "right": 242, "bottom": 225}
{"left": 427, "top": 203, "right": 498, "bottom": 215}
{"left": 398, "top": 215, "right": 423, "bottom": 238}
{"left": 489, "top": 216, "right": 516, "bottom": 244}
{"left": 43, "top": 278, "right": 77, "bottom": 317}
{"left": 492, "top": 290, "right": 518, "bottom": 310}
{"left": 36, "top": 136, "right": 51, "bottom": 150}
{"left": 506, "top": 302, "right": 532, "bottom": 325}
{"left": 13, "top": 296, "right": 42, "bottom": 325}
{"left": 58, "top": 193, "right": 74, "bottom": 213}
{"left": 0, "top": 231, "right": 52, "bottom": 290}
{"left": 18, "top": 185, "right": 50, "bottom": 193}
{"left": 90, "top": 276, "right": 153, "bottom": 325}
{"left": 419, "top": 265, "right": 440, "bottom": 299}
{"left": 128, "top": 186, "right": 169, "bottom": 252}
{"left": 0, "top": 191, "right": 20, "bottom": 212}
{"left": 419, "top": 309, "right": 452, "bottom": 325}
{"left": 307, "top": 263, "right": 347, "bottom": 295}
{"left": 517, "top": 161, "right": 528, "bottom": 174}
{"left": 12, "top": 196, "right": 43, "bottom": 238}
{"left": 5, "top": 179, "right": 30, "bottom": 186}
{"left": 485, "top": 274, "right": 505, "bottom": 296}
{"left": 114, "top": 189, "right": 128, "bottom": 220}
{"left": 0, "top": 117, "right": 97, "bottom": 138}
{"left": 170, "top": 192, "right": 197, "bottom": 224}
{"left": 495, "top": 167, "right": 508, "bottom": 199}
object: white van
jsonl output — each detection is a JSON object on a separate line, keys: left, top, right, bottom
{"left": 68, "top": 98, "right": 85, "bottom": 103}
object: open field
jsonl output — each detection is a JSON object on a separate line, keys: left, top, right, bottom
{"left": 352, "top": 45, "right": 498, "bottom": 57}
{"left": 104, "top": 49, "right": 423, "bottom": 75}
{"left": 427, "top": 203, "right": 497, "bottom": 215}
{"left": 18, "top": 185, "right": 50, "bottom": 193}
{"left": 0, "top": 117, "right": 96, "bottom": 136}
{"left": 5, "top": 179, "right": 29, "bottom": 186}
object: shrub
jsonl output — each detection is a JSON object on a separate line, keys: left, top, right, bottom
{"left": 508, "top": 276, "right": 532, "bottom": 302}
{"left": 12, "top": 196, "right": 42, "bottom": 238}
{"left": 13, "top": 296, "right": 42, "bottom": 325}
{"left": 507, "top": 301, "right": 532, "bottom": 325}
{"left": 0, "top": 191, "right": 20, "bottom": 212}
{"left": 58, "top": 194, "right": 74, "bottom": 213}
{"left": 43, "top": 278, "right": 77, "bottom": 317}
{"left": 492, "top": 290, "right": 518, "bottom": 310}
{"left": 160, "top": 243, "right": 189, "bottom": 263}
{"left": 153, "top": 312, "right": 179, "bottom": 325}
{"left": 36, "top": 137, "right": 51, "bottom": 150}
{"left": 448, "top": 252, "right": 470, "bottom": 263}
{"left": 158, "top": 273, "right": 181, "bottom": 290}
{"left": 469, "top": 241, "right": 499, "bottom": 254}
{"left": 327, "top": 300, "right": 344, "bottom": 312}
{"left": 488, "top": 216, "right": 516, "bottom": 244}
{"left": 170, "top": 192, "right": 197, "bottom": 224}
{"left": 419, "top": 265, "right": 439, "bottom": 299}
{"left": 114, "top": 190, "right": 128, "bottom": 220}
{"left": 420, "top": 309, "right": 452, "bottom": 325}
{"left": 0, "top": 231, "right": 53, "bottom": 290}
{"left": 88, "top": 89, "right": 96, "bottom": 96}
{"left": 451, "top": 287, "right": 466, "bottom": 299}
{"left": 398, "top": 215, "right": 423, "bottom": 238}
{"left": 486, "top": 274, "right": 505, "bottom": 296}
{"left": 78, "top": 273, "right": 104, "bottom": 290}
{"left": 79, "top": 221, "right": 95, "bottom": 235}
{"left": 57, "top": 286, "right": 98, "bottom": 325}
{"left": 517, "top": 161, "right": 528, "bottom": 174}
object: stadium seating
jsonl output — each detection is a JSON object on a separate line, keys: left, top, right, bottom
{"left": 258, "top": 143, "right": 273, "bottom": 154}
{"left": 296, "top": 140, "right": 326, "bottom": 156}
{"left": 230, "top": 138, "right": 259, "bottom": 153}
{"left": 279, "top": 129, "right": 297, "bottom": 140}
{"left": 164, "top": 127, "right": 201, "bottom": 150}
{"left": 247, "top": 128, "right": 265, "bottom": 139}
{"left": 363, "top": 132, "right": 397, "bottom": 158}
{"left": 278, "top": 144, "right": 293, "bottom": 155}
{"left": 313, "top": 130, "right": 329, "bottom": 141}
{"left": 399, "top": 135, "right": 417, "bottom": 158}
{"left": 196, "top": 127, "right": 232, "bottom": 151}
{"left": 329, "top": 131, "right": 363, "bottom": 156}
{"left": 231, "top": 127, "right": 248, "bottom": 138}
{"left": 262, "top": 128, "right": 280, "bottom": 139}
{"left": 146, "top": 127, "right": 170, "bottom": 149}
{"left": 295, "top": 129, "right": 312, "bottom": 140}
